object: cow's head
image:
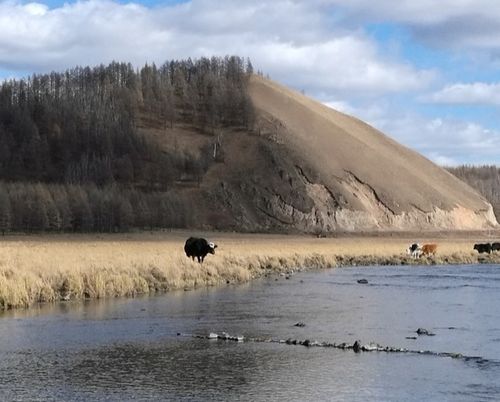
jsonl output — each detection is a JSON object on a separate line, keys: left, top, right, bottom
{"left": 208, "top": 242, "right": 217, "bottom": 254}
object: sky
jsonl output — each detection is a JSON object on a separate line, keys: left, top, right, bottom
{"left": 1, "top": 0, "right": 500, "bottom": 165}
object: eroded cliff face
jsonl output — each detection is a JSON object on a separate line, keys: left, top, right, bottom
{"left": 227, "top": 157, "right": 497, "bottom": 233}
{"left": 263, "top": 172, "right": 498, "bottom": 232}
{"left": 201, "top": 131, "right": 496, "bottom": 234}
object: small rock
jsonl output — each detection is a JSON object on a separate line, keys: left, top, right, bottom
{"left": 361, "top": 343, "right": 379, "bottom": 351}
{"left": 441, "top": 352, "right": 462, "bottom": 359}
{"left": 416, "top": 328, "right": 435, "bottom": 336}
{"left": 353, "top": 340, "right": 361, "bottom": 353}
{"left": 357, "top": 279, "right": 369, "bottom": 284}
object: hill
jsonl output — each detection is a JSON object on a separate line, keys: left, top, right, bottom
{"left": 240, "top": 76, "right": 497, "bottom": 231}
{"left": 0, "top": 59, "right": 496, "bottom": 233}
{"left": 138, "top": 75, "right": 497, "bottom": 232}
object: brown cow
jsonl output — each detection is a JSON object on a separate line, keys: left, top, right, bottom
{"left": 421, "top": 243, "right": 437, "bottom": 256}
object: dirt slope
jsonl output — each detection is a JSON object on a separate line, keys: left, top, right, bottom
{"left": 142, "top": 75, "right": 497, "bottom": 232}
{"left": 240, "top": 75, "right": 497, "bottom": 231}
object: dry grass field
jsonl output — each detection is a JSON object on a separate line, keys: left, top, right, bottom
{"left": 1, "top": 230, "right": 500, "bottom": 310}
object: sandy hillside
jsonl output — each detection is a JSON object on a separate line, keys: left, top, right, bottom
{"left": 138, "top": 75, "right": 497, "bottom": 233}
{"left": 247, "top": 75, "right": 497, "bottom": 231}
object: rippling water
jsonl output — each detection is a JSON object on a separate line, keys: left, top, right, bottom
{"left": 1, "top": 264, "right": 500, "bottom": 401}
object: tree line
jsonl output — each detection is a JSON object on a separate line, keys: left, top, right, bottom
{"left": 0, "top": 181, "right": 194, "bottom": 234}
{"left": 446, "top": 165, "right": 500, "bottom": 220}
{"left": 0, "top": 56, "right": 254, "bottom": 233}
{"left": 0, "top": 56, "right": 254, "bottom": 187}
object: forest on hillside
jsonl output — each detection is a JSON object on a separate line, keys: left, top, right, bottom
{"left": 0, "top": 56, "right": 254, "bottom": 233}
{"left": 446, "top": 165, "right": 500, "bottom": 220}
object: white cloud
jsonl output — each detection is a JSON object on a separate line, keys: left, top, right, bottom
{"left": 0, "top": 0, "right": 433, "bottom": 96}
{"left": 0, "top": 0, "right": 161, "bottom": 70}
{"left": 324, "top": 0, "right": 500, "bottom": 52}
{"left": 425, "top": 82, "right": 500, "bottom": 105}
{"left": 24, "top": 2, "right": 48, "bottom": 16}
{"left": 256, "top": 38, "right": 434, "bottom": 96}
{"left": 325, "top": 0, "right": 500, "bottom": 24}
{"left": 369, "top": 112, "right": 500, "bottom": 165}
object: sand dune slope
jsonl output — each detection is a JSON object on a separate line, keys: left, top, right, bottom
{"left": 245, "top": 76, "right": 496, "bottom": 231}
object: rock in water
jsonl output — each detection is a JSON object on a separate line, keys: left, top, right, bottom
{"left": 416, "top": 328, "right": 435, "bottom": 336}
{"left": 353, "top": 340, "right": 361, "bottom": 353}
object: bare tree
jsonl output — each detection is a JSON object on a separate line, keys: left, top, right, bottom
{"left": 0, "top": 185, "right": 11, "bottom": 235}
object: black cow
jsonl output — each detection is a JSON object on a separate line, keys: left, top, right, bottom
{"left": 492, "top": 242, "right": 500, "bottom": 252}
{"left": 473, "top": 243, "right": 492, "bottom": 254}
{"left": 184, "top": 237, "right": 217, "bottom": 263}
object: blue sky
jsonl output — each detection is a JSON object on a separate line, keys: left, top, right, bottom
{"left": 2, "top": 0, "right": 500, "bottom": 165}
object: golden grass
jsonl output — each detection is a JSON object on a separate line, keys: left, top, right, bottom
{"left": 1, "top": 231, "right": 499, "bottom": 310}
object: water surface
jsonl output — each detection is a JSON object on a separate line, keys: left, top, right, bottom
{"left": 1, "top": 264, "right": 499, "bottom": 401}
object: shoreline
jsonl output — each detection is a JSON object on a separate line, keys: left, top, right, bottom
{"left": 1, "top": 231, "right": 500, "bottom": 311}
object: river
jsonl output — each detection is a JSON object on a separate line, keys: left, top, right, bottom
{"left": 1, "top": 264, "right": 499, "bottom": 401}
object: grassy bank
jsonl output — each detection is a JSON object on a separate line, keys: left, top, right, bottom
{"left": 1, "top": 231, "right": 500, "bottom": 310}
